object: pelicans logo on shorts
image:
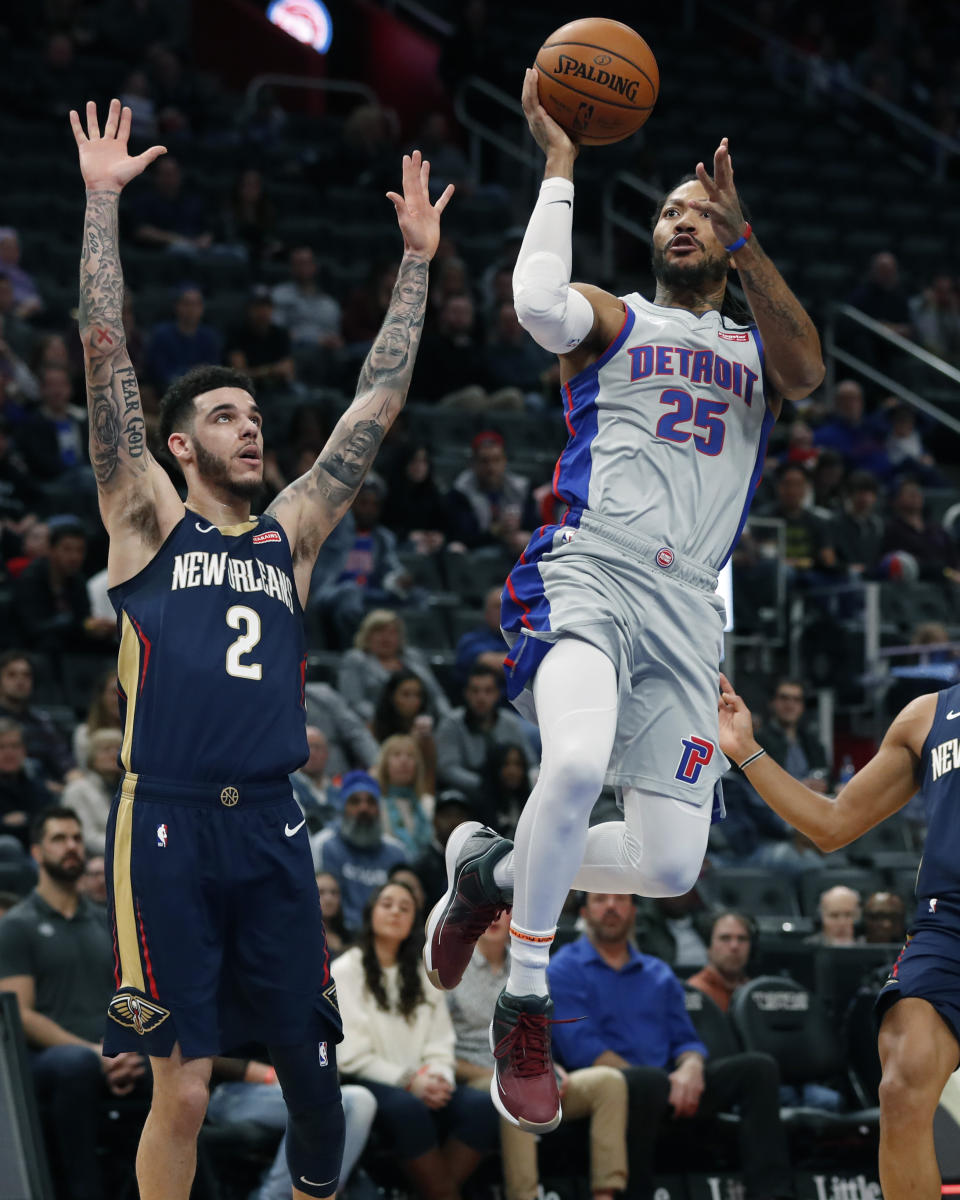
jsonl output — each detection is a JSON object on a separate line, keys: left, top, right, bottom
{"left": 108, "top": 989, "right": 171, "bottom": 1035}
{"left": 675, "top": 736, "right": 714, "bottom": 784}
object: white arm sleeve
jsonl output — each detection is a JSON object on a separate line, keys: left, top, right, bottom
{"left": 512, "top": 177, "right": 596, "bottom": 355}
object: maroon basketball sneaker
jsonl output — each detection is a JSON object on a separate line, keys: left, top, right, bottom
{"left": 489, "top": 989, "right": 563, "bottom": 1133}
{"left": 424, "top": 820, "right": 511, "bottom": 991}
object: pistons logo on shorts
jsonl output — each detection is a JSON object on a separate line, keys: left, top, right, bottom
{"left": 656, "top": 547, "right": 675, "bottom": 569}
{"left": 675, "top": 736, "right": 714, "bottom": 784}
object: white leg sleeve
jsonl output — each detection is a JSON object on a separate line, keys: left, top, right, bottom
{"left": 512, "top": 178, "right": 596, "bottom": 355}
{"left": 498, "top": 637, "right": 619, "bottom": 932}
{"left": 571, "top": 787, "right": 711, "bottom": 898}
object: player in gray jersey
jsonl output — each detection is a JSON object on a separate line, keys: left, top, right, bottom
{"left": 424, "top": 68, "right": 825, "bottom": 1134}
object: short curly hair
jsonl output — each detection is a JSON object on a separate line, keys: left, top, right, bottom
{"left": 159, "top": 365, "right": 254, "bottom": 445}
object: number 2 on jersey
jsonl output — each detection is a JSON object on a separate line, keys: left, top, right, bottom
{"left": 655, "top": 388, "right": 729, "bottom": 457}
{"left": 226, "top": 605, "right": 262, "bottom": 680}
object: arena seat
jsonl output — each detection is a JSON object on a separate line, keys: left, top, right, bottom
{"left": 701, "top": 867, "right": 800, "bottom": 918}
{"left": 683, "top": 983, "right": 742, "bottom": 1061}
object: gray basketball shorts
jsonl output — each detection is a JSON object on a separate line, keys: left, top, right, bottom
{"left": 501, "top": 510, "right": 729, "bottom": 809}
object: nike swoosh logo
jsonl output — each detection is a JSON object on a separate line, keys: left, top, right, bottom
{"left": 548, "top": 199, "right": 572, "bottom": 208}
{"left": 195, "top": 522, "right": 216, "bottom": 534}
{"left": 285, "top": 819, "right": 306, "bottom": 837}
{"left": 301, "top": 1176, "right": 337, "bottom": 1190}
{"left": 948, "top": 711, "right": 960, "bottom": 720}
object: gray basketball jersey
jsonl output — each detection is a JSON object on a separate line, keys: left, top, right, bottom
{"left": 554, "top": 293, "right": 773, "bottom": 570}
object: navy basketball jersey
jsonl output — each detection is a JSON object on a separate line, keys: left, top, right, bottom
{"left": 915, "top": 684, "right": 960, "bottom": 908}
{"left": 109, "top": 512, "right": 308, "bottom": 782}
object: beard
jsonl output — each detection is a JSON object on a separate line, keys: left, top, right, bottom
{"left": 193, "top": 437, "right": 262, "bottom": 501}
{"left": 651, "top": 240, "right": 729, "bottom": 294}
{"left": 340, "top": 814, "right": 383, "bottom": 850}
{"left": 43, "top": 855, "right": 85, "bottom": 883}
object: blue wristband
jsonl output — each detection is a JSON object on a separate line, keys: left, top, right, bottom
{"left": 724, "top": 223, "right": 752, "bottom": 254}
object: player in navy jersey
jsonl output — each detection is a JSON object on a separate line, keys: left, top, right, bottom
{"left": 71, "top": 99, "right": 452, "bottom": 1200}
{"left": 717, "top": 673, "right": 960, "bottom": 1200}
{"left": 424, "top": 68, "right": 825, "bottom": 1133}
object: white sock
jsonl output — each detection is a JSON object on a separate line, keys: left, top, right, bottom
{"left": 506, "top": 923, "right": 555, "bottom": 997}
{"left": 493, "top": 849, "right": 515, "bottom": 894}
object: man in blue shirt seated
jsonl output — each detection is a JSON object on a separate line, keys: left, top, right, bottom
{"left": 548, "top": 892, "right": 794, "bottom": 1200}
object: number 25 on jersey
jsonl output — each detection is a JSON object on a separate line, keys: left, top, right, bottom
{"left": 655, "top": 388, "right": 728, "bottom": 457}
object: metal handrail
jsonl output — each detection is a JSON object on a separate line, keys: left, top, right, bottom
{"left": 825, "top": 304, "right": 960, "bottom": 435}
{"left": 380, "top": 0, "right": 453, "bottom": 36}
{"left": 701, "top": 0, "right": 960, "bottom": 179}
{"left": 601, "top": 172, "right": 659, "bottom": 278}
{"left": 453, "top": 76, "right": 541, "bottom": 193}
{"left": 243, "top": 74, "right": 378, "bottom": 118}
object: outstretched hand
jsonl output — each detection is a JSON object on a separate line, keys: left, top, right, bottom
{"left": 387, "top": 151, "right": 453, "bottom": 261}
{"left": 70, "top": 99, "right": 166, "bottom": 192}
{"left": 521, "top": 67, "right": 579, "bottom": 162}
{"left": 717, "top": 672, "right": 760, "bottom": 764}
{"left": 690, "top": 138, "right": 748, "bottom": 259}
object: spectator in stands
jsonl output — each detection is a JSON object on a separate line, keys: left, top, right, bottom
{"left": 316, "top": 870, "right": 351, "bottom": 957}
{"left": 550, "top": 892, "right": 794, "bottom": 1200}
{"left": 118, "top": 67, "right": 158, "bottom": 141}
{"left": 413, "top": 788, "right": 473, "bottom": 911}
{"left": 144, "top": 285, "right": 222, "bottom": 392}
{"left": 476, "top": 742, "right": 531, "bottom": 838}
{"left": 0, "top": 416, "right": 43, "bottom": 526}
{"left": 0, "top": 275, "right": 37, "bottom": 361}
{"left": 687, "top": 911, "right": 754, "bottom": 1013}
{"left": 290, "top": 725, "right": 340, "bottom": 832}
{"left": 811, "top": 449, "right": 846, "bottom": 513}
{"left": 862, "top": 891, "right": 907, "bottom": 946}
{"left": 886, "top": 404, "right": 940, "bottom": 483}
{"left": 436, "top": 664, "right": 532, "bottom": 799}
{"left": 311, "top": 770, "right": 406, "bottom": 933}
{"left": 0, "top": 807, "right": 147, "bottom": 1200}
{"left": 447, "top": 431, "right": 538, "bottom": 554}
{"left": 72, "top": 668, "right": 121, "bottom": 770}
{"left": 15, "top": 365, "right": 87, "bottom": 482}
{"left": 634, "top": 886, "right": 711, "bottom": 968}
{"left": 15, "top": 522, "right": 114, "bottom": 654}
{"left": 7, "top": 520, "right": 49, "bottom": 579}
{"left": 374, "top": 734, "right": 434, "bottom": 859}
{"left": 757, "top": 463, "right": 837, "bottom": 580}
{"left": 369, "top": 671, "right": 439, "bottom": 780}
{"left": 61, "top": 728, "right": 122, "bottom": 855}
{"left": 332, "top": 880, "right": 499, "bottom": 1199}
{"left": 130, "top": 155, "right": 214, "bottom": 252}
{"left": 338, "top": 609, "right": 450, "bottom": 724}
{"left": 448, "top": 909, "right": 629, "bottom": 1200}
{"left": 303, "top": 680, "right": 380, "bottom": 777}
{"left": 0, "top": 651, "right": 76, "bottom": 787}
{"left": 225, "top": 287, "right": 296, "bottom": 395}
{"left": 909, "top": 273, "right": 960, "bottom": 364}
{"left": 383, "top": 443, "right": 449, "bottom": 553}
{"left": 332, "top": 103, "right": 400, "bottom": 192}
{"left": 312, "top": 482, "right": 416, "bottom": 646}
{"left": 35, "top": 33, "right": 87, "bottom": 120}
{"left": 415, "top": 294, "right": 524, "bottom": 410}
{"left": 832, "top": 470, "right": 884, "bottom": 575}
{"left": 77, "top": 852, "right": 107, "bottom": 907}
{"left": 711, "top": 769, "right": 825, "bottom": 877}
{"left": 846, "top": 251, "right": 913, "bottom": 339}
{"left": 0, "top": 228, "right": 43, "bottom": 319}
{"left": 220, "top": 167, "right": 279, "bottom": 265}
{"left": 0, "top": 719, "right": 55, "bottom": 850}
{"left": 342, "top": 260, "right": 396, "bottom": 348}
{"left": 813, "top": 379, "right": 889, "bottom": 475}
{"left": 455, "top": 585, "right": 506, "bottom": 685}
{"left": 483, "top": 300, "right": 558, "bottom": 408}
{"left": 883, "top": 478, "right": 958, "bottom": 580}
{"left": 271, "top": 246, "right": 342, "bottom": 385}
{"left": 389, "top": 864, "right": 427, "bottom": 914}
{"left": 808, "top": 885, "right": 862, "bottom": 946}
{"left": 760, "top": 678, "right": 830, "bottom": 793}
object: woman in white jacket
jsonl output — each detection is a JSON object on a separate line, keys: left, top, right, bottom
{"left": 332, "top": 880, "right": 498, "bottom": 1200}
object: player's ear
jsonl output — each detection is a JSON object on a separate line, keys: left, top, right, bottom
{"left": 167, "top": 430, "right": 191, "bottom": 463}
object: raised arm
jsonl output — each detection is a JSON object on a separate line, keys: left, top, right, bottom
{"left": 690, "top": 139, "right": 825, "bottom": 403}
{"left": 717, "top": 672, "right": 930, "bottom": 851}
{"left": 267, "top": 151, "right": 453, "bottom": 605}
{"left": 72, "top": 100, "right": 184, "bottom": 579}
{"left": 513, "top": 68, "right": 625, "bottom": 381}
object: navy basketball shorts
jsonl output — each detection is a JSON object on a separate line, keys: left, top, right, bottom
{"left": 103, "top": 772, "right": 342, "bottom": 1058}
{"left": 876, "top": 919, "right": 960, "bottom": 1051}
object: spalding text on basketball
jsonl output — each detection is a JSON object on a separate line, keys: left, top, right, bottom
{"left": 553, "top": 55, "right": 642, "bottom": 102}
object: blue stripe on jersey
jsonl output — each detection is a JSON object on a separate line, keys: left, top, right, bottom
{"left": 718, "top": 403, "right": 776, "bottom": 569}
{"left": 552, "top": 307, "right": 637, "bottom": 509}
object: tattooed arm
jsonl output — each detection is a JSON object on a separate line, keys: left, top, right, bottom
{"left": 689, "top": 137, "right": 825, "bottom": 406}
{"left": 268, "top": 152, "right": 453, "bottom": 605}
{"left": 72, "top": 101, "right": 184, "bottom": 578}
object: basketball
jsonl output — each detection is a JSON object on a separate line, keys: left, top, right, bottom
{"left": 534, "top": 18, "right": 659, "bottom": 145}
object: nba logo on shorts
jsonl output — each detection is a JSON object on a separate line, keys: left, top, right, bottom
{"left": 318, "top": 1041, "right": 328, "bottom": 1067}
{"left": 656, "top": 547, "right": 674, "bottom": 569}
{"left": 930, "top": 898, "right": 938, "bottom": 914}
{"left": 560, "top": 528, "right": 576, "bottom": 544}
{"left": 156, "top": 824, "right": 168, "bottom": 848}
{"left": 675, "top": 736, "right": 714, "bottom": 784}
